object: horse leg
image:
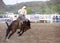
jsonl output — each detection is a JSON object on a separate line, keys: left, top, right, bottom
{"left": 17, "top": 28, "right": 22, "bottom": 34}
{"left": 19, "top": 27, "right": 24, "bottom": 36}
{"left": 5, "top": 28, "right": 11, "bottom": 39}
{"left": 8, "top": 29, "right": 16, "bottom": 39}
{"left": 28, "top": 20, "right": 31, "bottom": 28}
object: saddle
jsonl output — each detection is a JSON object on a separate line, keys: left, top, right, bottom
{"left": 17, "top": 18, "right": 22, "bottom": 28}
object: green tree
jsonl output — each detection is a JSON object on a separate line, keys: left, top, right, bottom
{"left": 26, "top": 7, "right": 32, "bottom": 14}
{"left": 0, "top": 11, "right": 6, "bottom": 14}
{"left": 55, "top": 4, "right": 60, "bottom": 14}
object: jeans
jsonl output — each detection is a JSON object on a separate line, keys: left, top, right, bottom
{"left": 18, "top": 15, "right": 23, "bottom": 19}
{"left": 18, "top": 15, "right": 26, "bottom": 23}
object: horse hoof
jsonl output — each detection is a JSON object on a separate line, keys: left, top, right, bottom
{"left": 17, "top": 31, "right": 20, "bottom": 34}
{"left": 19, "top": 34, "right": 22, "bottom": 36}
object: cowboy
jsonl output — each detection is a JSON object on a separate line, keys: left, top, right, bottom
{"left": 18, "top": 6, "right": 27, "bottom": 23}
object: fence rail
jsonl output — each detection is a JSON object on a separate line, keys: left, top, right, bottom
{"left": 0, "top": 14, "right": 60, "bottom": 23}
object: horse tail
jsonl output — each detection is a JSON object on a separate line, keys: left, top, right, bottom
{"left": 5, "top": 22, "right": 9, "bottom": 27}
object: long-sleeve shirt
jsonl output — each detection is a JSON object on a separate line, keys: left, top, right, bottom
{"left": 18, "top": 8, "right": 27, "bottom": 16}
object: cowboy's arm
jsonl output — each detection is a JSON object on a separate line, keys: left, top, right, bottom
{"left": 18, "top": 9, "right": 21, "bottom": 14}
{"left": 25, "top": 10, "right": 27, "bottom": 15}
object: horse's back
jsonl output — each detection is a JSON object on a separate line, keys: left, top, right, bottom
{"left": 10, "top": 20, "right": 19, "bottom": 28}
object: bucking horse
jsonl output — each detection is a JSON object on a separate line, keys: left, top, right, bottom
{"left": 5, "top": 18, "right": 31, "bottom": 40}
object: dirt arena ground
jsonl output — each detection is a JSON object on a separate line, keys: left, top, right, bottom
{"left": 0, "top": 23, "right": 60, "bottom": 43}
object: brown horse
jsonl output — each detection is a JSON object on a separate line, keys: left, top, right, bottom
{"left": 5, "top": 18, "right": 31, "bottom": 39}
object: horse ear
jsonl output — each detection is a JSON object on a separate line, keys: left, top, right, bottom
{"left": 5, "top": 22, "right": 9, "bottom": 27}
